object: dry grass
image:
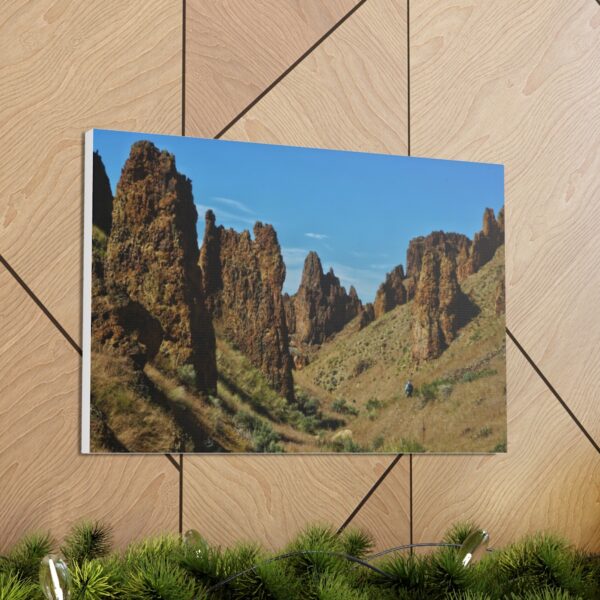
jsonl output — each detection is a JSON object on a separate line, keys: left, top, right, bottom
{"left": 294, "top": 246, "right": 506, "bottom": 453}
{"left": 91, "top": 248, "right": 505, "bottom": 453}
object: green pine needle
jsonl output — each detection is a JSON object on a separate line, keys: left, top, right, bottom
{"left": 372, "top": 552, "right": 429, "bottom": 598}
{"left": 71, "top": 560, "right": 113, "bottom": 600}
{"left": 3, "top": 532, "right": 53, "bottom": 583}
{"left": 443, "top": 521, "right": 480, "bottom": 546}
{"left": 61, "top": 521, "right": 112, "bottom": 565}
{"left": 316, "top": 572, "right": 370, "bottom": 600}
{"left": 425, "top": 547, "right": 475, "bottom": 596}
{"left": 0, "top": 572, "right": 40, "bottom": 600}
{"left": 340, "top": 529, "right": 374, "bottom": 560}
{"left": 121, "top": 556, "right": 196, "bottom": 600}
{"left": 0, "top": 521, "right": 597, "bottom": 599}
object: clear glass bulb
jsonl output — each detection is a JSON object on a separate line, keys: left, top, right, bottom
{"left": 457, "top": 529, "right": 489, "bottom": 567}
{"left": 39, "top": 554, "right": 71, "bottom": 600}
{"left": 183, "top": 529, "right": 204, "bottom": 547}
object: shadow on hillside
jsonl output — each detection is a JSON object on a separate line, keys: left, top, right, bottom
{"left": 144, "top": 372, "right": 224, "bottom": 452}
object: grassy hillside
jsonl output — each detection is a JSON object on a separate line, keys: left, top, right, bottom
{"left": 91, "top": 248, "right": 505, "bottom": 453}
{"left": 293, "top": 246, "right": 506, "bottom": 453}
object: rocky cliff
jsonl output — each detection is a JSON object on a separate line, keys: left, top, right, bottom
{"left": 373, "top": 265, "right": 407, "bottom": 318}
{"left": 99, "top": 141, "right": 217, "bottom": 391}
{"left": 406, "top": 231, "right": 472, "bottom": 287}
{"left": 412, "top": 248, "right": 474, "bottom": 361}
{"left": 200, "top": 210, "right": 294, "bottom": 401}
{"left": 92, "top": 151, "right": 113, "bottom": 234}
{"left": 467, "top": 207, "right": 504, "bottom": 274}
{"left": 292, "top": 251, "right": 362, "bottom": 345}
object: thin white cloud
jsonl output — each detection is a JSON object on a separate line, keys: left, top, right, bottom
{"left": 211, "top": 196, "right": 254, "bottom": 215}
{"left": 197, "top": 204, "right": 255, "bottom": 226}
{"left": 305, "top": 232, "right": 328, "bottom": 240}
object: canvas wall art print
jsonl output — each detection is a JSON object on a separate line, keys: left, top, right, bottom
{"left": 82, "top": 130, "right": 506, "bottom": 454}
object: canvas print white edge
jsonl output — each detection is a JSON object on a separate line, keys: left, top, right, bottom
{"left": 81, "top": 129, "right": 94, "bottom": 454}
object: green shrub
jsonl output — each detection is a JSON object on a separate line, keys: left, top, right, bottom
{"left": 121, "top": 556, "right": 196, "bottom": 600}
{"left": 233, "top": 411, "right": 284, "bottom": 453}
{"left": 71, "top": 560, "right": 113, "bottom": 600}
{"left": 332, "top": 398, "right": 359, "bottom": 416}
{"left": 0, "top": 572, "right": 39, "bottom": 600}
{"left": 1, "top": 532, "right": 53, "bottom": 583}
{"left": 462, "top": 369, "right": 497, "bottom": 383}
{"left": 0, "top": 520, "right": 596, "bottom": 600}
{"left": 177, "top": 364, "right": 197, "bottom": 388}
{"left": 493, "top": 441, "right": 507, "bottom": 452}
{"left": 61, "top": 521, "right": 112, "bottom": 565}
{"left": 396, "top": 438, "right": 426, "bottom": 453}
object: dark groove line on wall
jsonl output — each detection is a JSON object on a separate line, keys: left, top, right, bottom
{"left": 213, "top": 0, "right": 368, "bottom": 140}
{"left": 182, "top": 0, "right": 186, "bottom": 136}
{"left": 336, "top": 454, "right": 403, "bottom": 534}
{"left": 506, "top": 327, "right": 600, "bottom": 453}
{"left": 406, "top": 0, "right": 411, "bottom": 157}
{"left": 165, "top": 453, "right": 181, "bottom": 471}
{"left": 409, "top": 454, "right": 413, "bottom": 548}
{"left": 407, "top": 0, "right": 413, "bottom": 551}
{"left": 0, "top": 254, "right": 82, "bottom": 355}
{"left": 179, "top": 454, "right": 184, "bottom": 535}
{"left": 180, "top": 0, "right": 187, "bottom": 537}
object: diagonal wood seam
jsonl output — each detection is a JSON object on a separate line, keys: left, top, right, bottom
{"left": 211, "top": 0, "right": 368, "bottom": 140}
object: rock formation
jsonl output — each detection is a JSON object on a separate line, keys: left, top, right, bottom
{"left": 467, "top": 207, "right": 504, "bottom": 274}
{"left": 357, "top": 303, "right": 375, "bottom": 330}
{"left": 283, "top": 293, "right": 296, "bottom": 334}
{"left": 100, "top": 141, "right": 217, "bottom": 391}
{"left": 405, "top": 207, "right": 504, "bottom": 290}
{"left": 293, "top": 251, "right": 362, "bottom": 345}
{"left": 200, "top": 210, "right": 294, "bottom": 401}
{"left": 92, "top": 151, "right": 113, "bottom": 234}
{"left": 373, "top": 265, "right": 407, "bottom": 318}
{"left": 406, "top": 231, "right": 472, "bottom": 286}
{"left": 411, "top": 248, "right": 474, "bottom": 361}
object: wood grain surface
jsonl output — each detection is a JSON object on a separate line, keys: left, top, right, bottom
{"left": 185, "top": 0, "right": 360, "bottom": 137}
{"left": 183, "top": 454, "right": 407, "bottom": 550}
{"left": 345, "top": 458, "right": 411, "bottom": 552}
{"left": 408, "top": 0, "right": 600, "bottom": 549}
{"left": 222, "top": 0, "right": 407, "bottom": 155}
{"left": 0, "top": 0, "right": 182, "bottom": 346}
{"left": 183, "top": 0, "right": 410, "bottom": 552}
{"left": 0, "top": 0, "right": 597, "bottom": 555}
{"left": 413, "top": 341, "right": 600, "bottom": 551}
{"left": 0, "top": 267, "right": 179, "bottom": 552}
{"left": 410, "top": 0, "right": 600, "bottom": 443}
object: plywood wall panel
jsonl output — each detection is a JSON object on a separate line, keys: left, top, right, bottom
{"left": 0, "top": 0, "right": 182, "bottom": 345}
{"left": 344, "top": 459, "right": 411, "bottom": 552}
{"left": 0, "top": 270, "right": 179, "bottom": 552}
{"left": 223, "top": 0, "right": 408, "bottom": 155}
{"left": 185, "top": 0, "right": 360, "bottom": 137}
{"left": 410, "top": 0, "right": 600, "bottom": 442}
{"left": 183, "top": 0, "right": 410, "bottom": 550}
{"left": 408, "top": 0, "right": 600, "bottom": 550}
{"left": 183, "top": 455, "right": 405, "bottom": 550}
{"left": 413, "top": 342, "right": 600, "bottom": 551}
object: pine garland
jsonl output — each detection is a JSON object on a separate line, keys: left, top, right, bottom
{"left": 0, "top": 520, "right": 597, "bottom": 599}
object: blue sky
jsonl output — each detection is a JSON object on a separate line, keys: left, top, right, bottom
{"left": 93, "top": 129, "right": 504, "bottom": 303}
